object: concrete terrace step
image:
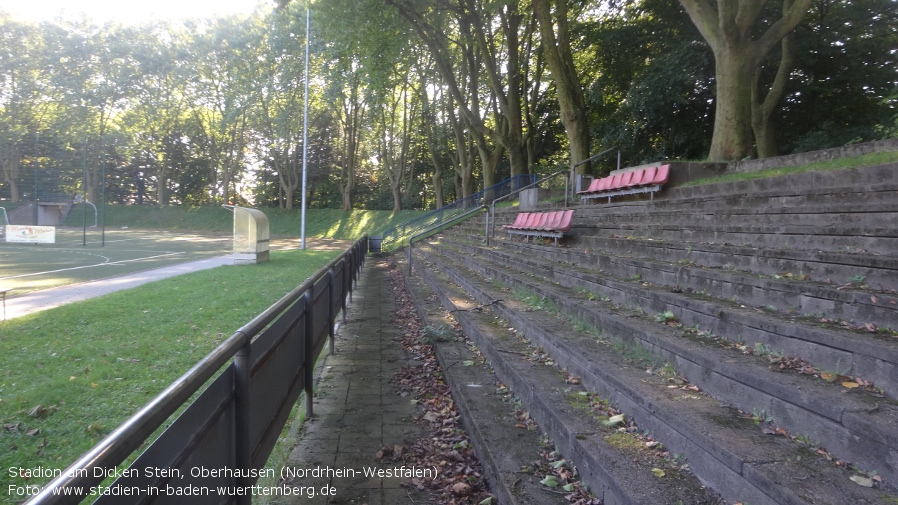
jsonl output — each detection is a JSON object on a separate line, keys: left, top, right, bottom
{"left": 564, "top": 235, "right": 898, "bottom": 289}
{"left": 574, "top": 163, "right": 898, "bottom": 218}
{"left": 414, "top": 239, "right": 898, "bottom": 488}
{"left": 408, "top": 257, "right": 728, "bottom": 505}
{"left": 399, "top": 264, "right": 570, "bottom": 505}
{"left": 474, "top": 231, "right": 898, "bottom": 399}
{"left": 568, "top": 222, "right": 898, "bottom": 256}
{"left": 571, "top": 207, "right": 898, "bottom": 236}
{"left": 564, "top": 164, "right": 898, "bottom": 255}
{"left": 446, "top": 237, "right": 898, "bottom": 399}
{"left": 460, "top": 218, "right": 898, "bottom": 297}
{"left": 468, "top": 234, "right": 898, "bottom": 333}
{"left": 408, "top": 244, "right": 897, "bottom": 505}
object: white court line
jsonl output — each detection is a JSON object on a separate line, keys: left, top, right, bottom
{"left": 0, "top": 252, "right": 185, "bottom": 280}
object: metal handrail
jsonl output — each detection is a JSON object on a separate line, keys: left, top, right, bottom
{"left": 381, "top": 174, "right": 535, "bottom": 250}
{"left": 485, "top": 169, "right": 569, "bottom": 246}
{"left": 570, "top": 146, "right": 621, "bottom": 199}
{"left": 573, "top": 145, "right": 621, "bottom": 170}
{"left": 408, "top": 205, "right": 486, "bottom": 275}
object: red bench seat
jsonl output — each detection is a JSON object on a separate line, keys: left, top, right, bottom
{"left": 579, "top": 164, "right": 670, "bottom": 203}
{"left": 502, "top": 209, "right": 574, "bottom": 245}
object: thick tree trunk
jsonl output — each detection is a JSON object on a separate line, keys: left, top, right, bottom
{"left": 709, "top": 48, "right": 756, "bottom": 161}
{"left": 391, "top": 184, "right": 402, "bottom": 212}
{"left": 431, "top": 163, "right": 444, "bottom": 209}
{"left": 679, "top": 0, "right": 813, "bottom": 161}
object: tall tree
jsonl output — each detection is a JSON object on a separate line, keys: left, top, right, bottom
{"left": 678, "top": 0, "right": 814, "bottom": 160}
{"left": 0, "top": 16, "right": 48, "bottom": 202}
{"left": 532, "top": 0, "right": 590, "bottom": 173}
{"left": 387, "top": 0, "right": 527, "bottom": 192}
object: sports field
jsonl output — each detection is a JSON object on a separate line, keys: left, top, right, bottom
{"left": 0, "top": 227, "right": 233, "bottom": 295}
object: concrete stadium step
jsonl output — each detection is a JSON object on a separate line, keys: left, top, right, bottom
{"left": 408, "top": 256, "right": 728, "bottom": 505}
{"left": 566, "top": 220, "right": 898, "bottom": 256}
{"left": 483, "top": 234, "right": 898, "bottom": 333}
{"left": 577, "top": 196, "right": 898, "bottom": 223}
{"left": 414, "top": 239, "right": 898, "bottom": 488}
{"left": 564, "top": 163, "right": 898, "bottom": 255}
{"left": 571, "top": 210, "right": 898, "bottom": 242}
{"left": 575, "top": 163, "right": 898, "bottom": 217}
{"left": 564, "top": 235, "right": 898, "bottom": 289}
{"left": 408, "top": 244, "right": 897, "bottom": 505}
{"left": 399, "top": 263, "right": 570, "bottom": 505}
{"left": 440, "top": 229, "right": 898, "bottom": 399}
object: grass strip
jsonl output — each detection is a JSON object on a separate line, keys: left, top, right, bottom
{"left": 0, "top": 248, "right": 338, "bottom": 501}
{"left": 680, "top": 151, "right": 898, "bottom": 187}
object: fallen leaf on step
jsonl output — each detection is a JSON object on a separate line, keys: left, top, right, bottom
{"left": 452, "top": 482, "right": 472, "bottom": 495}
{"left": 602, "top": 414, "right": 625, "bottom": 427}
{"left": 841, "top": 381, "right": 860, "bottom": 389}
{"left": 849, "top": 475, "right": 874, "bottom": 487}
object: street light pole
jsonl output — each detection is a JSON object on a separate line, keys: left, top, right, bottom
{"left": 300, "top": 3, "right": 310, "bottom": 250}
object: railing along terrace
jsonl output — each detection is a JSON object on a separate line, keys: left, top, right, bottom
{"left": 380, "top": 174, "right": 536, "bottom": 250}
{"left": 25, "top": 236, "right": 369, "bottom": 505}
{"left": 485, "top": 168, "right": 570, "bottom": 246}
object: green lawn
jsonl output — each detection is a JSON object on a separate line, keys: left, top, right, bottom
{"left": 0, "top": 248, "right": 339, "bottom": 502}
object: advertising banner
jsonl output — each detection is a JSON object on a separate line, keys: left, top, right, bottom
{"left": 5, "top": 225, "right": 56, "bottom": 244}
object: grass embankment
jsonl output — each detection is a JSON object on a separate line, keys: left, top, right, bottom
{"left": 681, "top": 150, "right": 898, "bottom": 187}
{"left": 63, "top": 206, "right": 426, "bottom": 239}
{"left": 0, "top": 249, "right": 337, "bottom": 501}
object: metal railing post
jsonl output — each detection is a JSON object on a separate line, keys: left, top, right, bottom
{"left": 342, "top": 261, "right": 349, "bottom": 324}
{"left": 327, "top": 268, "right": 336, "bottom": 355}
{"left": 233, "top": 336, "right": 252, "bottom": 505}
{"left": 303, "top": 292, "right": 314, "bottom": 418}
{"left": 408, "top": 239, "right": 413, "bottom": 277}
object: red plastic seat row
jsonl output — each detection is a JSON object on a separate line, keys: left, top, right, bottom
{"left": 502, "top": 210, "right": 575, "bottom": 245}
{"left": 504, "top": 210, "right": 573, "bottom": 231}
{"left": 579, "top": 164, "right": 670, "bottom": 195}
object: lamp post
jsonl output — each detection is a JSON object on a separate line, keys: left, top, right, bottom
{"left": 300, "top": 3, "right": 310, "bottom": 250}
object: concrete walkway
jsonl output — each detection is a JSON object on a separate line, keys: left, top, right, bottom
{"left": 3, "top": 255, "right": 233, "bottom": 319}
{"left": 274, "top": 258, "right": 436, "bottom": 505}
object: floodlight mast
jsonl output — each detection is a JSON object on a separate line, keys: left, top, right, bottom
{"left": 300, "top": 3, "right": 310, "bottom": 250}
